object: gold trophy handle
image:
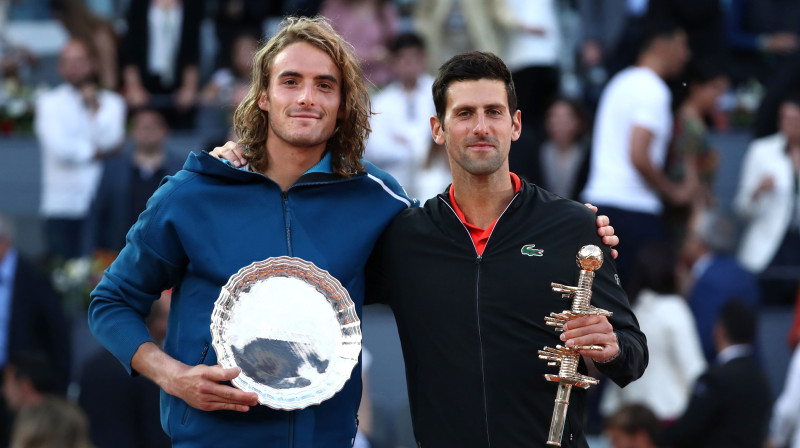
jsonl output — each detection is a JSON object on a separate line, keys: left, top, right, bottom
{"left": 546, "top": 383, "right": 572, "bottom": 446}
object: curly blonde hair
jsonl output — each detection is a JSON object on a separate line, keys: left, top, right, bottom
{"left": 233, "top": 16, "right": 371, "bottom": 177}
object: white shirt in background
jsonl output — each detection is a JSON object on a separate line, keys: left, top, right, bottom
{"left": 581, "top": 66, "right": 672, "bottom": 215}
{"left": 601, "top": 289, "right": 706, "bottom": 421}
{"left": 35, "top": 83, "right": 126, "bottom": 218}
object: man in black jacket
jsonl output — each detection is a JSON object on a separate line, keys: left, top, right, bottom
{"left": 367, "top": 51, "right": 648, "bottom": 447}
{"left": 663, "top": 300, "right": 771, "bottom": 447}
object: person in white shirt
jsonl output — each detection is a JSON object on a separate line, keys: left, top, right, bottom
{"left": 767, "top": 344, "right": 800, "bottom": 448}
{"left": 581, "top": 19, "right": 692, "bottom": 289}
{"left": 34, "top": 39, "right": 126, "bottom": 261}
{"left": 365, "top": 32, "right": 449, "bottom": 201}
{"left": 734, "top": 97, "right": 800, "bottom": 305}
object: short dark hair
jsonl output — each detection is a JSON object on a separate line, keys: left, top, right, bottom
{"left": 781, "top": 92, "right": 800, "bottom": 110}
{"left": 629, "top": 242, "right": 677, "bottom": 300}
{"left": 7, "top": 351, "right": 57, "bottom": 395}
{"left": 718, "top": 300, "right": 757, "bottom": 344}
{"left": 638, "top": 18, "right": 683, "bottom": 56}
{"left": 432, "top": 51, "right": 517, "bottom": 124}
{"left": 389, "top": 32, "right": 425, "bottom": 55}
{"left": 606, "top": 403, "right": 660, "bottom": 443}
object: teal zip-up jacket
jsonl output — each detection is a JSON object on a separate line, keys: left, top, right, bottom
{"left": 88, "top": 151, "right": 414, "bottom": 447}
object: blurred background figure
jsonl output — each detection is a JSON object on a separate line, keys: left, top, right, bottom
{"left": 734, "top": 96, "right": 800, "bottom": 306}
{"left": 78, "top": 291, "right": 171, "bottom": 448}
{"left": 413, "top": 0, "right": 512, "bottom": 73}
{"left": 120, "top": 0, "right": 202, "bottom": 129}
{"left": 766, "top": 340, "right": 800, "bottom": 448}
{"left": 211, "top": 0, "right": 272, "bottom": 72}
{"left": 0, "top": 211, "right": 71, "bottom": 445}
{"left": 605, "top": 403, "right": 661, "bottom": 448}
{"left": 11, "top": 396, "right": 94, "bottom": 448}
{"left": 2, "top": 351, "right": 61, "bottom": 447}
{"left": 503, "top": 0, "right": 561, "bottom": 128}
{"left": 722, "top": 0, "right": 799, "bottom": 87}
{"left": 50, "top": 0, "right": 118, "bottom": 90}
{"left": 89, "top": 108, "right": 182, "bottom": 254}
{"left": 198, "top": 31, "right": 257, "bottom": 146}
{"left": 602, "top": 243, "right": 705, "bottom": 425}
{"left": 663, "top": 300, "right": 772, "bottom": 448}
{"left": 3, "top": 352, "right": 58, "bottom": 413}
{"left": 680, "top": 210, "right": 759, "bottom": 361}
{"left": 364, "top": 32, "right": 447, "bottom": 200}
{"left": 35, "top": 39, "right": 126, "bottom": 262}
{"left": 321, "top": 0, "right": 399, "bottom": 89}
{"left": 580, "top": 19, "right": 691, "bottom": 291}
{"left": 509, "top": 97, "right": 591, "bottom": 201}
{"left": 665, "top": 60, "right": 730, "bottom": 245}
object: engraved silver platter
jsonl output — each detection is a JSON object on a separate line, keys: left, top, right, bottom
{"left": 210, "top": 256, "right": 362, "bottom": 410}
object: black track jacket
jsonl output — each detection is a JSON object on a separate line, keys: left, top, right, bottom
{"left": 367, "top": 180, "right": 648, "bottom": 448}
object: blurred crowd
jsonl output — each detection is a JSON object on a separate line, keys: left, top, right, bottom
{"left": 2, "top": 0, "right": 800, "bottom": 447}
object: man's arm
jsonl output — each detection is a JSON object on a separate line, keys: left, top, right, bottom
{"left": 630, "top": 125, "right": 697, "bottom": 206}
{"left": 89, "top": 182, "right": 258, "bottom": 413}
{"left": 560, "top": 210, "right": 647, "bottom": 386}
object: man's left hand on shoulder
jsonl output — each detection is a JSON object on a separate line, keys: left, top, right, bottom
{"left": 560, "top": 315, "right": 620, "bottom": 363}
{"left": 585, "top": 203, "right": 618, "bottom": 259}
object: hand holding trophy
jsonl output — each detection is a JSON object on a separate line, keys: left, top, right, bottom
{"left": 539, "top": 245, "right": 613, "bottom": 446}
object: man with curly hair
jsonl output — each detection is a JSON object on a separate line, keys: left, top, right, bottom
{"left": 88, "top": 17, "right": 415, "bottom": 447}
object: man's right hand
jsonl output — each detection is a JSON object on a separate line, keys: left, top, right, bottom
{"left": 163, "top": 363, "right": 259, "bottom": 412}
{"left": 210, "top": 141, "right": 247, "bottom": 167}
{"left": 132, "top": 342, "right": 258, "bottom": 413}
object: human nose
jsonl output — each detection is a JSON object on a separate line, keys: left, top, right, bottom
{"left": 473, "top": 112, "right": 489, "bottom": 135}
{"left": 297, "top": 84, "right": 314, "bottom": 106}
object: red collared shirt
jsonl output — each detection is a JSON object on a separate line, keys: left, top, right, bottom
{"left": 449, "top": 173, "right": 521, "bottom": 256}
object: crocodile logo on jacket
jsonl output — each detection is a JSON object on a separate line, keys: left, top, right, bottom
{"left": 521, "top": 244, "right": 544, "bottom": 257}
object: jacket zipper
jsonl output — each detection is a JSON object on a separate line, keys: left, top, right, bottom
{"left": 281, "top": 191, "right": 293, "bottom": 256}
{"left": 181, "top": 343, "right": 210, "bottom": 425}
{"left": 438, "top": 192, "right": 520, "bottom": 447}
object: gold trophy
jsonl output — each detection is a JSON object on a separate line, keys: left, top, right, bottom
{"left": 538, "top": 245, "right": 613, "bottom": 446}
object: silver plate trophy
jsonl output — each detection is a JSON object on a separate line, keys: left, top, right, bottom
{"left": 210, "top": 257, "right": 362, "bottom": 410}
{"left": 539, "top": 245, "right": 613, "bottom": 446}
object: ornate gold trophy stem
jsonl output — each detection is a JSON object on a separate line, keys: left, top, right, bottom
{"left": 540, "top": 245, "right": 612, "bottom": 447}
{"left": 547, "top": 383, "right": 572, "bottom": 446}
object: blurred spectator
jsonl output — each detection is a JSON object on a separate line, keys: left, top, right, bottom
{"left": 577, "top": 0, "right": 627, "bottom": 105}
{"left": 78, "top": 292, "right": 171, "bottom": 448}
{"left": 3, "top": 352, "right": 57, "bottom": 413}
{"left": 0, "top": 212, "right": 71, "bottom": 393}
{"left": 680, "top": 210, "right": 759, "bottom": 361}
{"left": 580, "top": 20, "right": 691, "bottom": 289}
{"left": 11, "top": 397, "right": 94, "bottom": 448}
{"left": 663, "top": 300, "right": 772, "bottom": 448}
{"left": 664, "top": 60, "right": 730, "bottom": 245}
{"left": 212, "top": 0, "right": 273, "bottom": 71}
{"left": 503, "top": 0, "right": 561, "bottom": 127}
{"left": 120, "top": 0, "right": 203, "bottom": 129}
{"left": 753, "top": 51, "right": 800, "bottom": 139}
{"left": 605, "top": 403, "right": 661, "bottom": 448}
{"left": 321, "top": 0, "right": 399, "bottom": 88}
{"left": 767, "top": 341, "right": 800, "bottom": 448}
{"left": 35, "top": 39, "right": 126, "bottom": 262}
{"left": 413, "top": 0, "right": 513, "bottom": 73}
{"left": 722, "top": 0, "right": 799, "bottom": 86}
{"left": 734, "top": 96, "right": 800, "bottom": 305}
{"left": 50, "top": 0, "right": 119, "bottom": 90}
{"left": 510, "top": 97, "right": 590, "bottom": 201}
{"left": 602, "top": 243, "right": 705, "bottom": 424}
{"left": 89, "top": 108, "right": 182, "bottom": 254}
{"left": 364, "top": 32, "right": 445, "bottom": 200}
{"left": 200, "top": 32, "right": 257, "bottom": 108}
